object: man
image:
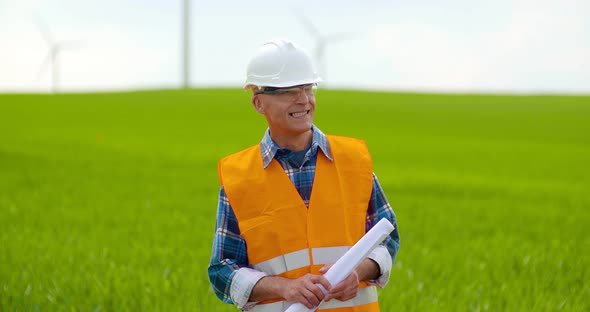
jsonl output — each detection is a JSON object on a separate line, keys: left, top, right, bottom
{"left": 208, "top": 39, "right": 400, "bottom": 311}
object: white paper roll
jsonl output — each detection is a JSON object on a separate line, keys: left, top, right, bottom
{"left": 284, "top": 218, "right": 394, "bottom": 312}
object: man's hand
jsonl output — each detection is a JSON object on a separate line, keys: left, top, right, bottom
{"left": 281, "top": 273, "right": 332, "bottom": 309}
{"left": 250, "top": 258, "right": 379, "bottom": 307}
{"left": 319, "top": 258, "right": 379, "bottom": 302}
{"left": 319, "top": 265, "right": 360, "bottom": 302}
{"left": 250, "top": 273, "right": 331, "bottom": 308}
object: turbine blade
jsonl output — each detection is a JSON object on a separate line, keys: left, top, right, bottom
{"left": 33, "top": 14, "right": 54, "bottom": 45}
{"left": 295, "top": 13, "right": 321, "bottom": 38}
{"left": 35, "top": 51, "right": 53, "bottom": 82}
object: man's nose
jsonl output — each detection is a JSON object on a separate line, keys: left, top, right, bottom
{"left": 293, "top": 87, "right": 311, "bottom": 103}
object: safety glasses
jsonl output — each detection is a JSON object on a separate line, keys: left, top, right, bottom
{"left": 255, "top": 83, "right": 317, "bottom": 101}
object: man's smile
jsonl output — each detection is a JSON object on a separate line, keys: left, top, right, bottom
{"left": 289, "top": 110, "right": 310, "bottom": 118}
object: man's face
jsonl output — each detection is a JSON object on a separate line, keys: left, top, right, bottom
{"left": 252, "top": 84, "right": 316, "bottom": 137}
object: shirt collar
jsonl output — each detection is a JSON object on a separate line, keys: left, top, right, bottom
{"left": 260, "top": 124, "right": 333, "bottom": 168}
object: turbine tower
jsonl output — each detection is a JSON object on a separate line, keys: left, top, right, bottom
{"left": 296, "top": 13, "right": 356, "bottom": 83}
{"left": 35, "top": 17, "right": 81, "bottom": 93}
{"left": 182, "top": 0, "right": 191, "bottom": 89}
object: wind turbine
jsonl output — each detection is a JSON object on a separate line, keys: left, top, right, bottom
{"left": 182, "top": 0, "right": 191, "bottom": 89}
{"left": 295, "top": 13, "right": 357, "bottom": 83}
{"left": 35, "top": 16, "right": 82, "bottom": 93}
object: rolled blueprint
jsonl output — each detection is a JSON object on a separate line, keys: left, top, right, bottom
{"left": 284, "top": 218, "right": 394, "bottom": 312}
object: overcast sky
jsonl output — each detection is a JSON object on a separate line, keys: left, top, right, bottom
{"left": 0, "top": 0, "right": 588, "bottom": 93}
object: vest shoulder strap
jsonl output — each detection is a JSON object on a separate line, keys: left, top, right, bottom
{"left": 217, "top": 144, "right": 260, "bottom": 187}
{"left": 325, "top": 134, "right": 373, "bottom": 171}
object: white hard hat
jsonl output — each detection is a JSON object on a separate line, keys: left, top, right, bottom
{"left": 244, "top": 39, "right": 322, "bottom": 90}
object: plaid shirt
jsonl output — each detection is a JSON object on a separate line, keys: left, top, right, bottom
{"left": 208, "top": 126, "right": 400, "bottom": 310}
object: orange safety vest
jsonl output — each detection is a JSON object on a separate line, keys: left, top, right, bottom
{"left": 218, "top": 135, "right": 380, "bottom": 312}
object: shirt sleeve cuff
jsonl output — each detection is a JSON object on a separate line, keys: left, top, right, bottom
{"left": 230, "top": 267, "right": 268, "bottom": 310}
{"left": 367, "top": 245, "right": 392, "bottom": 288}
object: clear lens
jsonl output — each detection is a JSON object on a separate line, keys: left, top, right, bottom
{"left": 258, "top": 84, "right": 316, "bottom": 101}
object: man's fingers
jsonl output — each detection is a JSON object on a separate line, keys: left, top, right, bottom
{"left": 310, "top": 275, "right": 332, "bottom": 292}
{"left": 295, "top": 292, "right": 314, "bottom": 309}
{"left": 293, "top": 285, "right": 319, "bottom": 308}
{"left": 326, "top": 272, "right": 359, "bottom": 302}
{"left": 319, "top": 263, "right": 334, "bottom": 273}
{"left": 325, "top": 283, "right": 346, "bottom": 302}
{"left": 307, "top": 283, "right": 326, "bottom": 301}
{"left": 341, "top": 287, "right": 357, "bottom": 300}
{"left": 326, "top": 288, "right": 356, "bottom": 302}
{"left": 286, "top": 273, "right": 335, "bottom": 307}
{"left": 324, "top": 293, "right": 335, "bottom": 302}
{"left": 329, "top": 281, "right": 346, "bottom": 293}
{"left": 301, "top": 275, "right": 327, "bottom": 306}
{"left": 327, "top": 287, "right": 344, "bottom": 300}
{"left": 301, "top": 288, "right": 321, "bottom": 307}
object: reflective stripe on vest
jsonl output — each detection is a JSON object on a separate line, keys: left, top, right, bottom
{"left": 250, "top": 287, "right": 378, "bottom": 312}
{"left": 252, "top": 248, "right": 309, "bottom": 275}
{"left": 252, "top": 246, "right": 351, "bottom": 275}
{"left": 312, "top": 246, "right": 351, "bottom": 265}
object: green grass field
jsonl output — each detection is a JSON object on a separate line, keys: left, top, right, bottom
{"left": 1, "top": 89, "right": 589, "bottom": 311}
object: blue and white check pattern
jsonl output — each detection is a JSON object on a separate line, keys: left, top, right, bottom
{"left": 208, "top": 125, "right": 400, "bottom": 310}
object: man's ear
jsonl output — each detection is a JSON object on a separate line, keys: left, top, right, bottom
{"left": 252, "top": 95, "right": 264, "bottom": 114}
